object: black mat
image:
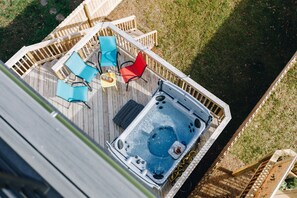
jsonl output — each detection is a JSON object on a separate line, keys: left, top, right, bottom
{"left": 113, "top": 100, "right": 144, "bottom": 129}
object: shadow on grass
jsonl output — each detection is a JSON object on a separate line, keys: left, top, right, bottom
{"left": 0, "top": 0, "right": 82, "bottom": 62}
{"left": 177, "top": 0, "right": 297, "bottom": 197}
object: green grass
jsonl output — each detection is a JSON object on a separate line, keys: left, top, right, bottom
{"left": 0, "top": 0, "right": 80, "bottom": 61}
{"left": 230, "top": 62, "right": 297, "bottom": 163}
{"left": 109, "top": 0, "right": 297, "bottom": 156}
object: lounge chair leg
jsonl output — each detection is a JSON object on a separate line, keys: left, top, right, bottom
{"left": 72, "top": 81, "right": 84, "bottom": 86}
{"left": 84, "top": 81, "right": 92, "bottom": 92}
{"left": 83, "top": 102, "right": 91, "bottom": 109}
{"left": 67, "top": 102, "right": 71, "bottom": 109}
{"left": 141, "top": 77, "right": 148, "bottom": 83}
{"left": 117, "top": 52, "right": 121, "bottom": 76}
{"left": 116, "top": 65, "right": 121, "bottom": 76}
{"left": 126, "top": 83, "right": 129, "bottom": 91}
{"left": 98, "top": 65, "right": 103, "bottom": 75}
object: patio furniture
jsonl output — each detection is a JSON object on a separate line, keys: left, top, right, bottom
{"left": 64, "top": 51, "right": 99, "bottom": 91}
{"left": 56, "top": 80, "right": 90, "bottom": 109}
{"left": 100, "top": 71, "right": 117, "bottom": 91}
{"left": 113, "top": 100, "right": 144, "bottom": 129}
{"left": 98, "top": 36, "right": 120, "bottom": 74}
{"left": 119, "top": 52, "right": 148, "bottom": 91}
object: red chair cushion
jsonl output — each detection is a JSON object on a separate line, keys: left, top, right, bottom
{"left": 120, "top": 66, "right": 139, "bottom": 83}
{"left": 120, "top": 52, "right": 147, "bottom": 83}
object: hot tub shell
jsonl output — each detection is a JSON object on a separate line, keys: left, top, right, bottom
{"left": 107, "top": 80, "right": 213, "bottom": 189}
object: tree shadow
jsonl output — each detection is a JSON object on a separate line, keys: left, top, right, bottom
{"left": 0, "top": 0, "right": 82, "bottom": 62}
{"left": 176, "top": 0, "right": 297, "bottom": 197}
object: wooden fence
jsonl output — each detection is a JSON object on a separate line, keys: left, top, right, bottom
{"left": 50, "top": 22, "right": 231, "bottom": 198}
{"left": 44, "top": 0, "right": 123, "bottom": 40}
{"left": 51, "top": 22, "right": 228, "bottom": 121}
{"left": 5, "top": 16, "right": 153, "bottom": 78}
{"left": 5, "top": 31, "right": 86, "bottom": 77}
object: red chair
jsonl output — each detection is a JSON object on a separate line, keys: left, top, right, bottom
{"left": 120, "top": 52, "right": 148, "bottom": 91}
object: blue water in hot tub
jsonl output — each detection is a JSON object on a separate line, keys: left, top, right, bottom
{"left": 125, "top": 98, "right": 198, "bottom": 177}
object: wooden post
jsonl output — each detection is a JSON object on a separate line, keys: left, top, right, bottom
{"left": 83, "top": 4, "right": 93, "bottom": 28}
{"left": 27, "top": 51, "right": 37, "bottom": 64}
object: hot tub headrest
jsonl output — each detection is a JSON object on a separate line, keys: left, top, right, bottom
{"left": 156, "top": 80, "right": 212, "bottom": 125}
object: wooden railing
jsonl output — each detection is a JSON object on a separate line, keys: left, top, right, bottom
{"left": 134, "top": 30, "right": 158, "bottom": 49}
{"left": 50, "top": 22, "right": 231, "bottom": 198}
{"left": 5, "top": 32, "right": 86, "bottom": 77}
{"left": 5, "top": 16, "right": 148, "bottom": 78}
{"left": 111, "top": 15, "right": 137, "bottom": 32}
{"left": 44, "top": 0, "right": 123, "bottom": 40}
{"left": 51, "top": 22, "right": 229, "bottom": 121}
{"left": 107, "top": 24, "right": 231, "bottom": 198}
{"left": 111, "top": 26, "right": 224, "bottom": 120}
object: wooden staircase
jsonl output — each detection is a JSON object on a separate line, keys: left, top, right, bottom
{"left": 240, "top": 159, "right": 270, "bottom": 197}
{"left": 238, "top": 150, "right": 297, "bottom": 198}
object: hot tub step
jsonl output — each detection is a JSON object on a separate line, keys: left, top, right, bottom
{"left": 113, "top": 100, "right": 144, "bottom": 129}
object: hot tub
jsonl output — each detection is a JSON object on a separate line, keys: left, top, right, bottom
{"left": 107, "top": 80, "right": 212, "bottom": 187}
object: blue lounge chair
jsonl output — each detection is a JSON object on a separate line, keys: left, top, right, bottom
{"left": 56, "top": 80, "right": 90, "bottom": 109}
{"left": 64, "top": 51, "right": 99, "bottom": 91}
{"left": 98, "top": 36, "right": 120, "bottom": 74}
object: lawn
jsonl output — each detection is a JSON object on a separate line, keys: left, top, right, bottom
{"left": 109, "top": 0, "right": 297, "bottom": 155}
{"left": 0, "top": 0, "right": 82, "bottom": 61}
{"left": 230, "top": 62, "right": 297, "bottom": 163}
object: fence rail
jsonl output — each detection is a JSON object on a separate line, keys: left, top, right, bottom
{"left": 51, "top": 22, "right": 228, "bottom": 121}
{"left": 134, "top": 30, "right": 158, "bottom": 49}
{"left": 111, "top": 15, "right": 137, "bottom": 32}
{"left": 5, "top": 16, "right": 147, "bottom": 78}
{"left": 27, "top": 21, "right": 230, "bottom": 198}
{"left": 49, "top": 22, "right": 231, "bottom": 198}
{"left": 106, "top": 24, "right": 231, "bottom": 198}
{"left": 5, "top": 32, "right": 86, "bottom": 77}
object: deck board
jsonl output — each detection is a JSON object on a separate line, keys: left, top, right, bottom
{"left": 23, "top": 53, "right": 159, "bottom": 148}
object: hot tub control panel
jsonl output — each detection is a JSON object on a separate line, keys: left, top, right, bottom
{"left": 131, "top": 155, "right": 146, "bottom": 171}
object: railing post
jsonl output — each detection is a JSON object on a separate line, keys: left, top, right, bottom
{"left": 26, "top": 51, "right": 37, "bottom": 65}
{"left": 83, "top": 4, "right": 93, "bottom": 28}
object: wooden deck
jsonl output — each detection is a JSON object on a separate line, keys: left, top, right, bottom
{"left": 23, "top": 50, "right": 218, "bottom": 153}
{"left": 23, "top": 52, "right": 159, "bottom": 148}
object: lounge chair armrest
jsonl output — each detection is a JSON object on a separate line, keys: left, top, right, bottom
{"left": 97, "top": 51, "right": 103, "bottom": 74}
{"left": 126, "top": 76, "right": 140, "bottom": 83}
{"left": 71, "top": 81, "right": 85, "bottom": 86}
{"left": 68, "top": 98, "right": 78, "bottom": 102}
{"left": 120, "top": 61, "right": 134, "bottom": 68}
{"left": 98, "top": 51, "right": 102, "bottom": 63}
{"left": 86, "top": 60, "right": 96, "bottom": 67}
